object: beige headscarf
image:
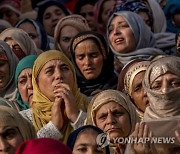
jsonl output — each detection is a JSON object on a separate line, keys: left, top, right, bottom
{"left": 32, "top": 50, "right": 88, "bottom": 143}
{"left": 0, "top": 106, "right": 36, "bottom": 140}
{"left": 0, "top": 28, "right": 42, "bottom": 56}
{"left": 86, "top": 89, "right": 139, "bottom": 136}
{"left": 54, "top": 15, "right": 90, "bottom": 53}
{"left": 143, "top": 56, "right": 180, "bottom": 120}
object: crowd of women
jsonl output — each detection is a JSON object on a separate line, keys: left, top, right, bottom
{"left": 0, "top": 0, "right": 180, "bottom": 153}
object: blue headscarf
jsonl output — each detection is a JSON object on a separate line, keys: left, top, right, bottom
{"left": 15, "top": 55, "right": 38, "bottom": 110}
{"left": 164, "top": 0, "right": 180, "bottom": 33}
{"left": 67, "top": 125, "right": 110, "bottom": 154}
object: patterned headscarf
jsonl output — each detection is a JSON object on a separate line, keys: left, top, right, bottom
{"left": 86, "top": 90, "right": 139, "bottom": 135}
{"left": 0, "top": 40, "right": 19, "bottom": 101}
{"left": 32, "top": 50, "right": 88, "bottom": 143}
{"left": 123, "top": 60, "right": 150, "bottom": 97}
{"left": 143, "top": 56, "right": 180, "bottom": 120}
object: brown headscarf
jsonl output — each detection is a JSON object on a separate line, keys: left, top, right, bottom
{"left": 0, "top": 106, "right": 36, "bottom": 141}
{"left": 143, "top": 56, "right": 180, "bottom": 120}
{"left": 54, "top": 15, "right": 90, "bottom": 53}
{"left": 32, "top": 50, "right": 88, "bottom": 143}
{"left": 86, "top": 89, "right": 139, "bottom": 136}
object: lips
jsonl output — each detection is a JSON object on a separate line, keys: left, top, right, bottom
{"left": 114, "top": 38, "right": 124, "bottom": 44}
{"left": 83, "top": 68, "right": 94, "bottom": 73}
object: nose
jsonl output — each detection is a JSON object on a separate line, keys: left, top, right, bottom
{"left": 161, "top": 81, "right": 169, "bottom": 93}
{"left": 27, "top": 78, "right": 33, "bottom": 89}
{"left": 51, "top": 13, "right": 59, "bottom": 21}
{"left": 114, "top": 26, "right": 121, "bottom": 35}
{"left": 143, "top": 88, "right": 147, "bottom": 97}
{"left": 54, "top": 68, "right": 63, "bottom": 80}
{"left": 0, "top": 138, "right": 9, "bottom": 152}
{"left": 84, "top": 56, "right": 91, "bottom": 66}
{"left": 106, "top": 112, "right": 116, "bottom": 125}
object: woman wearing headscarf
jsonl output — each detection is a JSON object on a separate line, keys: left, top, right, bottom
{"left": 0, "top": 40, "right": 19, "bottom": 102}
{"left": 143, "top": 0, "right": 177, "bottom": 55}
{"left": 143, "top": 56, "right": 180, "bottom": 153}
{"left": 86, "top": 89, "right": 140, "bottom": 153}
{"left": 67, "top": 125, "right": 110, "bottom": 154}
{"left": 107, "top": 11, "right": 164, "bottom": 67}
{"left": 70, "top": 31, "right": 118, "bottom": 97}
{"left": 15, "top": 55, "right": 38, "bottom": 110}
{"left": 15, "top": 18, "right": 50, "bottom": 51}
{"left": 94, "top": 0, "right": 116, "bottom": 37}
{"left": 15, "top": 138, "right": 72, "bottom": 154}
{"left": 118, "top": 59, "right": 150, "bottom": 121}
{"left": 0, "top": 28, "right": 42, "bottom": 60}
{"left": 0, "top": 105, "right": 36, "bottom": 154}
{"left": 163, "top": 0, "right": 180, "bottom": 34}
{"left": 54, "top": 14, "right": 90, "bottom": 57}
{"left": 20, "top": 50, "right": 89, "bottom": 143}
{"left": 36, "top": 0, "right": 70, "bottom": 37}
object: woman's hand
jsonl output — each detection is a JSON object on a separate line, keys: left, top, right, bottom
{"left": 131, "top": 122, "right": 153, "bottom": 154}
{"left": 51, "top": 97, "right": 64, "bottom": 130}
{"left": 54, "top": 83, "right": 79, "bottom": 123}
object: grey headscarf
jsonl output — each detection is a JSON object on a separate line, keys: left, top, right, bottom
{"left": 0, "top": 40, "right": 19, "bottom": 101}
{"left": 107, "top": 11, "right": 164, "bottom": 65}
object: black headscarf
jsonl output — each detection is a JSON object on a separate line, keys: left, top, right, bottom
{"left": 36, "top": 0, "right": 70, "bottom": 25}
{"left": 70, "top": 31, "right": 118, "bottom": 96}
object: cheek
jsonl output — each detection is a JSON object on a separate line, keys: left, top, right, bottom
{"left": 10, "top": 135, "right": 24, "bottom": 149}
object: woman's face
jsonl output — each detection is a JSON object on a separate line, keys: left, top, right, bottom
{"left": 73, "top": 130, "right": 106, "bottom": 154}
{"left": 151, "top": 72, "right": 180, "bottom": 93}
{"left": 0, "top": 59, "right": 9, "bottom": 89}
{"left": 95, "top": 101, "right": 131, "bottom": 140}
{"left": 5, "top": 38, "right": 25, "bottom": 60}
{"left": 18, "top": 68, "right": 33, "bottom": 106}
{"left": 108, "top": 15, "right": 136, "bottom": 53}
{"left": 75, "top": 39, "right": 104, "bottom": 80}
{"left": 79, "top": 4, "right": 97, "bottom": 31}
{"left": 37, "top": 60, "right": 74, "bottom": 101}
{"left": 59, "top": 25, "right": 79, "bottom": 56}
{"left": 138, "top": 11, "right": 152, "bottom": 30}
{"left": 43, "top": 5, "right": 66, "bottom": 36}
{"left": 18, "top": 22, "right": 40, "bottom": 49}
{"left": 0, "top": 126, "right": 23, "bottom": 154}
{"left": 101, "top": 0, "right": 116, "bottom": 27}
{"left": 0, "top": 8, "right": 19, "bottom": 26}
{"left": 131, "top": 71, "right": 149, "bottom": 112}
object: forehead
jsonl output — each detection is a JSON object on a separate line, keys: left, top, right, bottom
{"left": 43, "top": 59, "right": 68, "bottom": 67}
{"left": 61, "top": 26, "right": 79, "bottom": 36}
{"left": 111, "top": 15, "right": 126, "bottom": 24}
{"left": 44, "top": 5, "right": 63, "bottom": 14}
{"left": 96, "top": 101, "right": 124, "bottom": 112}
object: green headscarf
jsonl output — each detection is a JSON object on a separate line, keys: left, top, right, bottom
{"left": 15, "top": 55, "right": 38, "bottom": 110}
